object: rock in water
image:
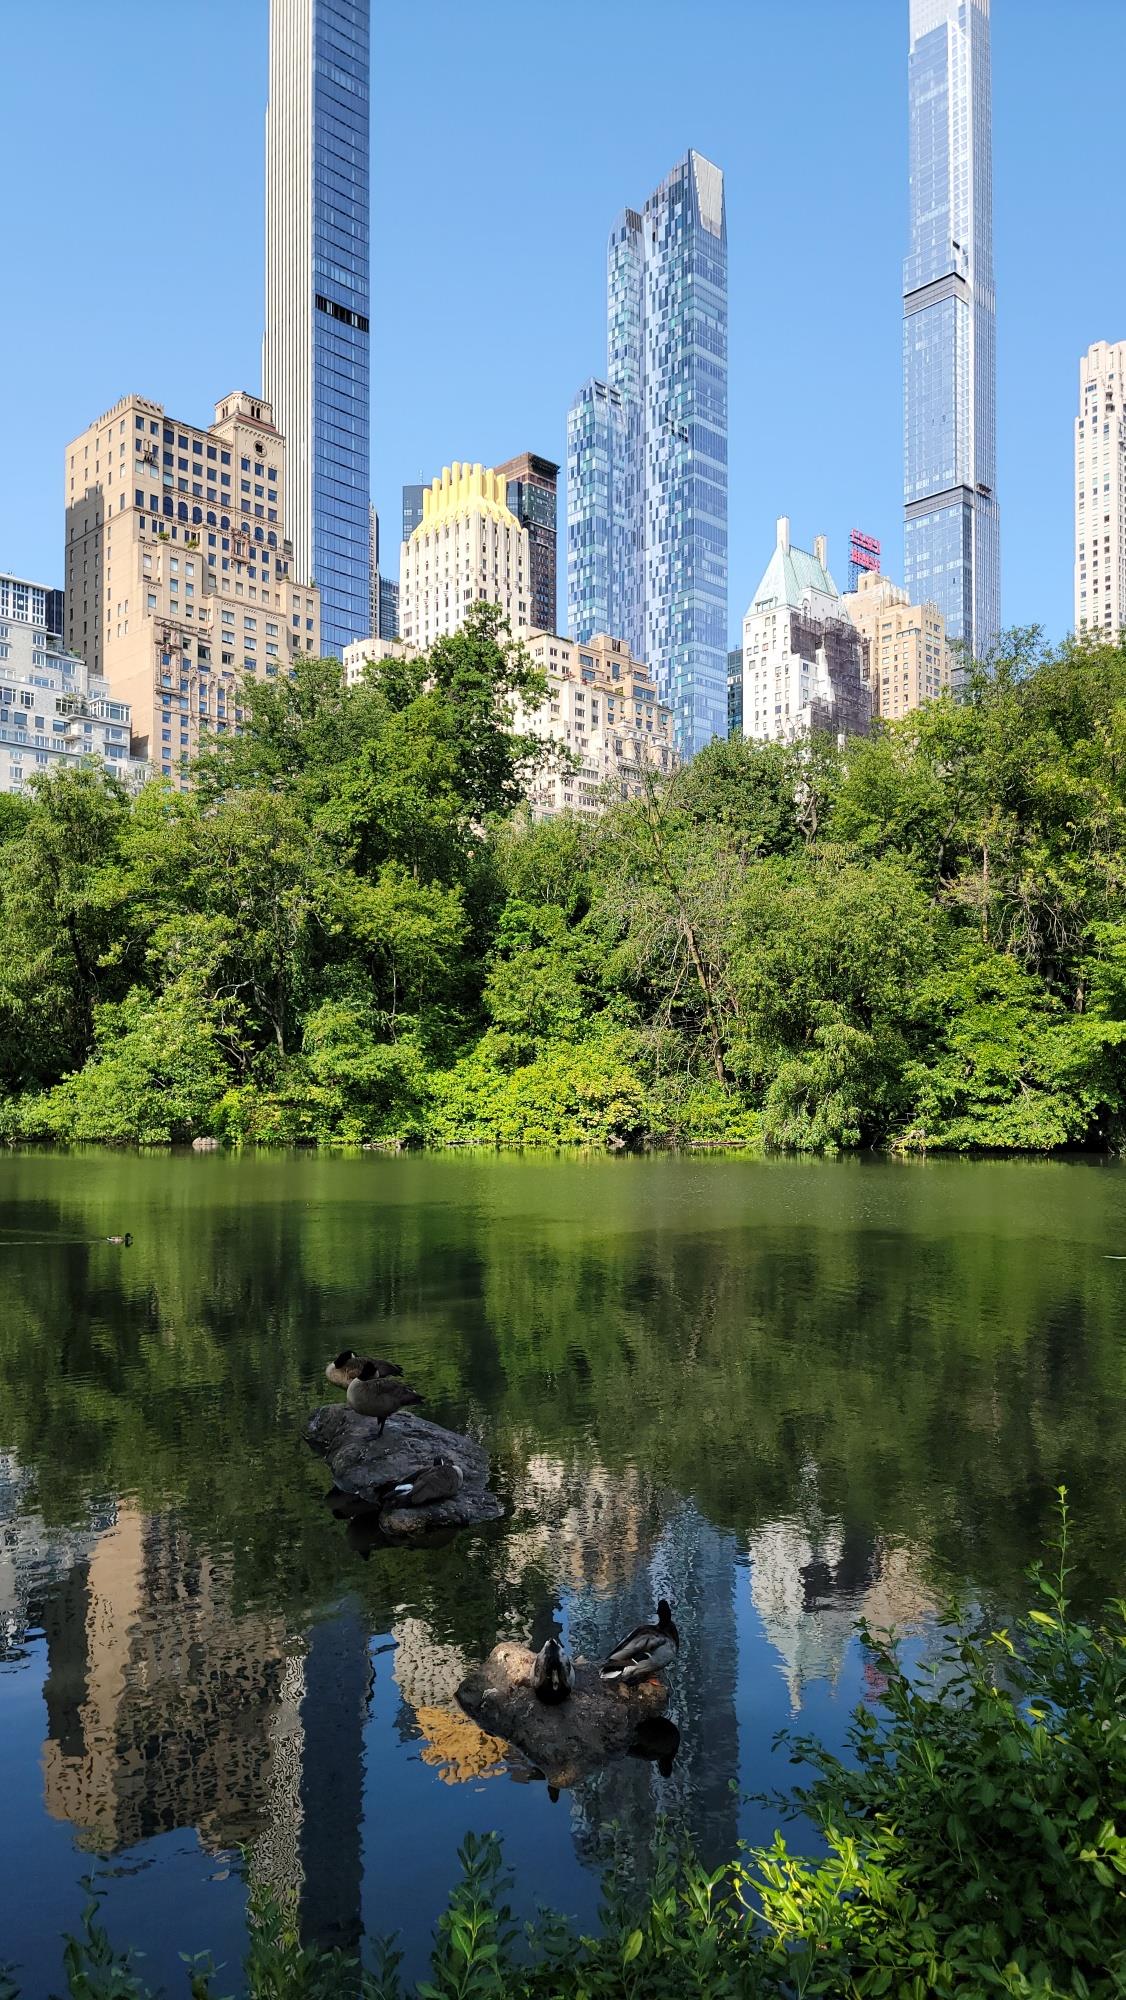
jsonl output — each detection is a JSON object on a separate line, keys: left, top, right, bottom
{"left": 304, "top": 1404, "right": 503, "bottom": 1539}
{"left": 457, "top": 1641, "right": 668, "bottom": 1788}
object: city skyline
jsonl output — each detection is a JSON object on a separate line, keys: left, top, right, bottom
{"left": 0, "top": 0, "right": 1122, "bottom": 655}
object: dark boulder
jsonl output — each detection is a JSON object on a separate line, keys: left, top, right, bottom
{"left": 304, "top": 1403, "right": 503, "bottom": 1539}
{"left": 457, "top": 1641, "right": 668, "bottom": 1788}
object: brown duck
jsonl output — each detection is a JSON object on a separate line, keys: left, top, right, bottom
{"left": 386, "top": 1457, "right": 464, "bottom": 1508}
{"left": 325, "top": 1348, "right": 403, "bottom": 1389}
{"left": 346, "top": 1362, "right": 423, "bottom": 1435}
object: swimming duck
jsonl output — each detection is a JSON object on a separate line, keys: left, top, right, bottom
{"left": 386, "top": 1457, "right": 464, "bottom": 1508}
{"left": 325, "top": 1349, "right": 403, "bottom": 1389}
{"left": 106, "top": 1233, "right": 133, "bottom": 1246}
{"left": 532, "top": 1635, "right": 576, "bottom": 1705}
{"left": 346, "top": 1363, "right": 423, "bottom": 1435}
{"left": 599, "top": 1600, "right": 679, "bottom": 1685}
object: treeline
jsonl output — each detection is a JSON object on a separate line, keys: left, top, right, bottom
{"left": 3, "top": 608, "right": 1126, "bottom": 1153}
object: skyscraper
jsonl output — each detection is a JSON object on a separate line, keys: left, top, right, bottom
{"left": 496, "top": 454, "right": 559, "bottom": 634}
{"left": 903, "top": 0, "right": 998, "bottom": 658}
{"left": 264, "top": 0, "right": 371, "bottom": 660}
{"left": 1075, "top": 341, "right": 1126, "bottom": 640}
{"left": 568, "top": 152, "right": 728, "bottom": 758}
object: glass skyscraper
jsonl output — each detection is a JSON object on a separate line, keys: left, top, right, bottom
{"left": 264, "top": 0, "right": 371, "bottom": 660}
{"left": 568, "top": 152, "right": 728, "bottom": 758}
{"left": 903, "top": 0, "right": 998, "bottom": 657}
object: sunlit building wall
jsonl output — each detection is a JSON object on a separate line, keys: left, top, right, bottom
{"left": 1075, "top": 341, "right": 1126, "bottom": 640}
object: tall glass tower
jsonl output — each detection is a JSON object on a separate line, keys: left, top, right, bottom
{"left": 903, "top": 0, "right": 999, "bottom": 658}
{"left": 264, "top": 0, "right": 371, "bottom": 660}
{"left": 568, "top": 152, "right": 728, "bottom": 758}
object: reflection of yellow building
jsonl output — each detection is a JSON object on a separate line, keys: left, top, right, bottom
{"left": 391, "top": 1615, "right": 507, "bottom": 1785}
{"left": 41, "top": 1506, "right": 293, "bottom": 1855}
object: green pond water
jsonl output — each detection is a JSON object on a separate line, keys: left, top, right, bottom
{"left": 1, "top": 1151, "right": 1125, "bottom": 1993}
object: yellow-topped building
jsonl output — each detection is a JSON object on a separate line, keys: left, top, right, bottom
{"left": 400, "top": 460, "right": 530, "bottom": 648}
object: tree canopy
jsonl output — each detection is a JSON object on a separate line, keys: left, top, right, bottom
{"left": 4, "top": 615, "right": 1126, "bottom": 1154}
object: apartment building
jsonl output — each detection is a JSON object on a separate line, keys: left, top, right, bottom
{"left": 518, "top": 630, "right": 678, "bottom": 817}
{"left": 842, "top": 570, "right": 950, "bottom": 719}
{"left": 399, "top": 463, "right": 531, "bottom": 650}
{"left": 0, "top": 573, "right": 140, "bottom": 794}
{"left": 64, "top": 393, "right": 319, "bottom": 785}
{"left": 741, "top": 520, "right": 871, "bottom": 745}
{"left": 1075, "top": 340, "right": 1126, "bottom": 639}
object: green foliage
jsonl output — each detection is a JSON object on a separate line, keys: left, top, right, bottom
{"left": 6, "top": 629, "right": 1126, "bottom": 1153}
{"left": 20, "top": 1507, "right": 1126, "bottom": 1997}
{"left": 10, "top": 980, "right": 228, "bottom": 1144}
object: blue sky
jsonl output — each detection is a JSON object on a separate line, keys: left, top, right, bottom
{"left": 0, "top": 0, "right": 1121, "bottom": 646}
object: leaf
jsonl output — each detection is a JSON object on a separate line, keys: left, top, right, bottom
{"left": 621, "top": 1929, "right": 644, "bottom": 1964}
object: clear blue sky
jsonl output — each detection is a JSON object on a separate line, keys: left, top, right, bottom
{"left": 0, "top": 0, "right": 1121, "bottom": 646}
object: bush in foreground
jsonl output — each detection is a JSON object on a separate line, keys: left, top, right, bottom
{"left": 7, "top": 1498, "right": 1122, "bottom": 1998}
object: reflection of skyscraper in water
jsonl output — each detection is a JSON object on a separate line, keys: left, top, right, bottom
{"left": 746, "top": 1473, "right": 934, "bottom": 1712}
{"left": 34, "top": 1504, "right": 372, "bottom": 1948}
{"left": 567, "top": 1499, "right": 740, "bottom": 1870}
{"left": 0, "top": 1450, "right": 111, "bottom": 1662}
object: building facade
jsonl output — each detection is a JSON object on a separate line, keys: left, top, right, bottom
{"left": 1075, "top": 340, "right": 1126, "bottom": 640}
{"left": 567, "top": 380, "right": 634, "bottom": 656}
{"left": 264, "top": 0, "right": 370, "bottom": 659}
{"left": 64, "top": 393, "right": 320, "bottom": 785}
{"left": 399, "top": 463, "right": 530, "bottom": 650}
{"left": 0, "top": 574, "right": 139, "bottom": 793}
{"left": 518, "top": 631, "right": 678, "bottom": 817}
{"left": 842, "top": 570, "right": 950, "bottom": 720}
{"left": 568, "top": 152, "right": 728, "bottom": 759}
{"left": 741, "top": 520, "right": 871, "bottom": 746}
{"left": 903, "top": 0, "right": 999, "bottom": 657}
{"left": 401, "top": 484, "right": 426, "bottom": 543}
{"left": 497, "top": 454, "right": 559, "bottom": 636}
{"left": 368, "top": 505, "right": 400, "bottom": 639}
{"left": 727, "top": 645, "right": 743, "bottom": 737}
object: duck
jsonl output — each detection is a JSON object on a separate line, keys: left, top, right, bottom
{"left": 599, "top": 1600, "right": 679, "bottom": 1685}
{"left": 325, "top": 1348, "right": 403, "bottom": 1389}
{"left": 346, "top": 1362, "right": 424, "bottom": 1435}
{"left": 386, "top": 1457, "right": 464, "bottom": 1508}
{"left": 106, "top": 1233, "right": 133, "bottom": 1247}
{"left": 532, "top": 1636, "right": 576, "bottom": 1705}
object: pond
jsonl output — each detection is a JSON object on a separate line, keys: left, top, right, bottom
{"left": 2, "top": 1151, "right": 1125, "bottom": 1993}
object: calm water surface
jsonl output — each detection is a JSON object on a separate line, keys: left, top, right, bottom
{"left": 2, "top": 1152, "right": 1125, "bottom": 1993}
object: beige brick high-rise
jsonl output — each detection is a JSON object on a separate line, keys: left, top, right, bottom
{"left": 65, "top": 392, "right": 319, "bottom": 785}
{"left": 1075, "top": 341, "right": 1126, "bottom": 640}
{"left": 842, "top": 571, "right": 950, "bottom": 721}
{"left": 399, "top": 463, "right": 530, "bottom": 649}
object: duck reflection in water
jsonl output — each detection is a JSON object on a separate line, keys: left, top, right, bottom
{"left": 628, "top": 1715, "right": 681, "bottom": 1779}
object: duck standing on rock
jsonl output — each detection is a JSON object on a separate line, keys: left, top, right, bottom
{"left": 599, "top": 1600, "right": 679, "bottom": 1686}
{"left": 532, "top": 1636, "right": 576, "bottom": 1705}
{"left": 325, "top": 1349, "right": 403, "bottom": 1389}
{"left": 386, "top": 1457, "right": 463, "bottom": 1507}
{"left": 347, "top": 1362, "right": 424, "bottom": 1435}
